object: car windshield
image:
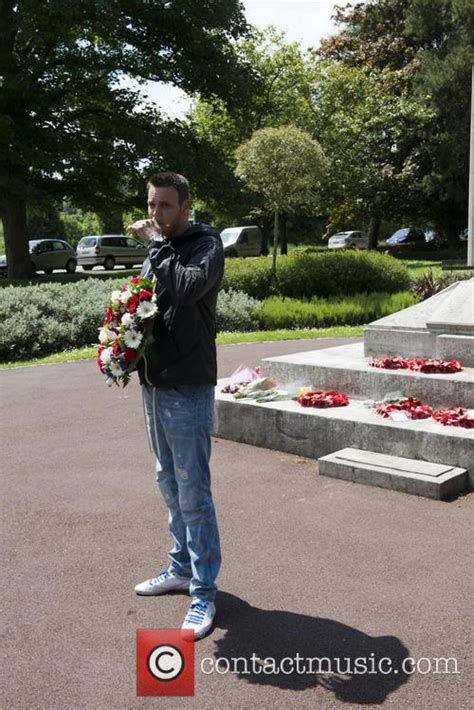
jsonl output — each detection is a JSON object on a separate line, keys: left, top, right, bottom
{"left": 220, "top": 230, "right": 240, "bottom": 246}
{"left": 331, "top": 233, "right": 350, "bottom": 239}
{"left": 391, "top": 229, "right": 410, "bottom": 239}
{"left": 79, "top": 237, "right": 97, "bottom": 247}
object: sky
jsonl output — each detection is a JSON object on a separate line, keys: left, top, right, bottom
{"left": 132, "top": 1, "right": 339, "bottom": 118}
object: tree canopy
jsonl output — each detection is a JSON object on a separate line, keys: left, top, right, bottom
{"left": 0, "top": 0, "right": 252, "bottom": 276}
{"left": 235, "top": 125, "right": 327, "bottom": 270}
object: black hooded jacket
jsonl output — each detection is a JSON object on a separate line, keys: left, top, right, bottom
{"left": 137, "top": 223, "right": 224, "bottom": 387}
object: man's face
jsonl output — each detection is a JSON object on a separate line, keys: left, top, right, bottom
{"left": 147, "top": 185, "right": 189, "bottom": 239}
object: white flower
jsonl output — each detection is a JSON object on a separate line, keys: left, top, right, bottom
{"left": 100, "top": 347, "right": 113, "bottom": 365}
{"left": 98, "top": 327, "right": 118, "bottom": 344}
{"left": 120, "top": 289, "right": 132, "bottom": 304}
{"left": 121, "top": 312, "right": 134, "bottom": 327}
{"left": 109, "top": 362, "right": 123, "bottom": 378}
{"left": 124, "top": 330, "right": 143, "bottom": 349}
{"left": 111, "top": 290, "right": 121, "bottom": 302}
{"left": 136, "top": 301, "right": 158, "bottom": 319}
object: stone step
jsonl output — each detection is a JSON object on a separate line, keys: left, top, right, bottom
{"left": 214, "top": 383, "right": 474, "bottom": 488}
{"left": 318, "top": 447, "right": 468, "bottom": 500}
{"left": 260, "top": 342, "right": 474, "bottom": 409}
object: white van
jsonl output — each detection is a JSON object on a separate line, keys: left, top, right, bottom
{"left": 220, "top": 226, "right": 262, "bottom": 257}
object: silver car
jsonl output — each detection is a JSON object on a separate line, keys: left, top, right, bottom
{"left": 0, "top": 239, "right": 77, "bottom": 275}
{"left": 76, "top": 234, "right": 147, "bottom": 270}
{"left": 328, "top": 231, "right": 369, "bottom": 249}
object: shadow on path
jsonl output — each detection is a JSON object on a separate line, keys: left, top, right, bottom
{"left": 213, "top": 592, "right": 410, "bottom": 705}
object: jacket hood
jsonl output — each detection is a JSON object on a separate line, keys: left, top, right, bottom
{"left": 169, "top": 222, "right": 220, "bottom": 245}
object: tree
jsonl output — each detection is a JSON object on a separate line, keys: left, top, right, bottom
{"left": 187, "top": 27, "right": 315, "bottom": 237}
{"left": 235, "top": 125, "right": 327, "bottom": 272}
{"left": 405, "top": 0, "right": 474, "bottom": 245}
{"left": 311, "top": 63, "right": 435, "bottom": 247}
{"left": 317, "top": 0, "right": 474, "bottom": 246}
{"left": 0, "top": 0, "right": 252, "bottom": 277}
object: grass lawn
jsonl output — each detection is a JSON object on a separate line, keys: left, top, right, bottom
{"left": 0, "top": 325, "right": 364, "bottom": 369}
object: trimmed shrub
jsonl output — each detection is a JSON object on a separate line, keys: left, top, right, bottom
{"left": 221, "top": 258, "right": 275, "bottom": 300}
{"left": 258, "top": 292, "right": 417, "bottom": 330}
{"left": 216, "top": 289, "right": 261, "bottom": 332}
{"left": 276, "top": 251, "right": 410, "bottom": 299}
{"left": 0, "top": 280, "right": 262, "bottom": 361}
{"left": 0, "top": 278, "right": 125, "bottom": 361}
{"left": 222, "top": 251, "right": 410, "bottom": 300}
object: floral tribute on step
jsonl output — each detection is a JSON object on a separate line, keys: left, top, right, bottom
{"left": 369, "top": 356, "right": 462, "bottom": 374}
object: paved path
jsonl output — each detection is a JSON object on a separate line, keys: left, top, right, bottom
{"left": 2, "top": 338, "right": 472, "bottom": 709}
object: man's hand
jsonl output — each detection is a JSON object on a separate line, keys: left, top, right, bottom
{"left": 127, "top": 218, "right": 162, "bottom": 244}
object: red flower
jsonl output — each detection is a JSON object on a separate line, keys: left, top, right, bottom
{"left": 130, "top": 277, "right": 141, "bottom": 284}
{"left": 124, "top": 347, "right": 137, "bottom": 363}
{"left": 376, "top": 397, "right": 432, "bottom": 419}
{"left": 111, "top": 340, "right": 121, "bottom": 355}
{"left": 126, "top": 295, "right": 139, "bottom": 313}
{"left": 103, "top": 307, "right": 114, "bottom": 324}
{"left": 433, "top": 407, "right": 474, "bottom": 428}
{"left": 139, "top": 289, "right": 153, "bottom": 300}
{"left": 297, "top": 390, "right": 349, "bottom": 408}
{"left": 370, "top": 356, "right": 408, "bottom": 370}
{"left": 370, "top": 355, "right": 462, "bottom": 374}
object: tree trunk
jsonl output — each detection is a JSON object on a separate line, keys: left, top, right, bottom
{"left": 368, "top": 214, "right": 381, "bottom": 250}
{"left": 272, "top": 209, "right": 279, "bottom": 274}
{"left": 445, "top": 224, "right": 460, "bottom": 250}
{"left": 259, "top": 214, "right": 271, "bottom": 255}
{"left": 0, "top": 200, "right": 35, "bottom": 278}
{"left": 279, "top": 212, "right": 288, "bottom": 255}
{"left": 99, "top": 212, "right": 124, "bottom": 234}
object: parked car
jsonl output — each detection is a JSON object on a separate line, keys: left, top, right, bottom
{"left": 327, "top": 231, "right": 368, "bottom": 249}
{"left": 386, "top": 227, "right": 426, "bottom": 245}
{"left": 0, "top": 238, "right": 77, "bottom": 276}
{"left": 76, "top": 234, "right": 148, "bottom": 270}
{"left": 220, "top": 226, "right": 262, "bottom": 257}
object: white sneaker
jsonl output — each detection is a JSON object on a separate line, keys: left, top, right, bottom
{"left": 181, "top": 598, "right": 216, "bottom": 640}
{"left": 134, "top": 568, "right": 190, "bottom": 596}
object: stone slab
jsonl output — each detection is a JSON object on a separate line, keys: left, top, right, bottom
{"left": 214, "top": 383, "right": 474, "bottom": 487}
{"left": 364, "top": 279, "right": 474, "bottom": 364}
{"left": 318, "top": 447, "right": 468, "bottom": 500}
{"left": 426, "top": 279, "right": 474, "bottom": 334}
{"left": 436, "top": 334, "right": 474, "bottom": 363}
{"left": 261, "top": 342, "right": 474, "bottom": 408}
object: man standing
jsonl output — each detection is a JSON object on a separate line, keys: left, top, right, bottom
{"left": 129, "top": 172, "right": 223, "bottom": 640}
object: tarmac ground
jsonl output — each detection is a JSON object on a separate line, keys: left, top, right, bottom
{"left": 2, "top": 337, "right": 472, "bottom": 709}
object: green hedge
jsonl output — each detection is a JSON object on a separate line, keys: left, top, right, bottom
{"left": 222, "top": 251, "right": 410, "bottom": 300}
{"left": 258, "top": 292, "right": 417, "bottom": 330}
{"left": 0, "top": 273, "right": 415, "bottom": 362}
{"left": 0, "top": 280, "right": 261, "bottom": 361}
{"left": 0, "top": 279, "right": 125, "bottom": 361}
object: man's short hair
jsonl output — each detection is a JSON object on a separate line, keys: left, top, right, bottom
{"left": 147, "top": 172, "right": 189, "bottom": 204}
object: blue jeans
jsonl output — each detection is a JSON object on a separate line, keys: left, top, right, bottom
{"left": 142, "top": 383, "right": 221, "bottom": 602}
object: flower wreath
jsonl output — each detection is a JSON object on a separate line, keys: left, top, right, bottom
{"left": 432, "top": 407, "right": 474, "bottom": 429}
{"left": 369, "top": 356, "right": 462, "bottom": 374}
{"left": 97, "top": 276, "right": 157, "bottom": 387}
{"left": 375, "top": 396, "right": 433, "bottom": 420}
{"left": 296, "top": 390, "right": 349, "bottom": 408}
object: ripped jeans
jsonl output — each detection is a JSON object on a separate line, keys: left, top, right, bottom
{"left": 142, "top": 383, "right": 221, "bottom": 602}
